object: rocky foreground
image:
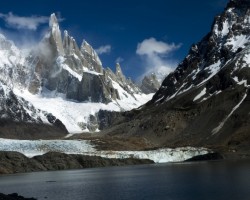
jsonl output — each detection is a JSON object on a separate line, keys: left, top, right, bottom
{"left": 0, "top": 193, "right": 36, "bottom": 200}
{"left": 0, "top": 151, "right": 153, "bottom": 175}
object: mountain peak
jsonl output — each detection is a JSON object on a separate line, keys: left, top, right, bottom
{"left": 115, "top": 63, "right": 121, "bottom": 71}
{"left": 63, "top": 29, "right": 81, "bottom": 57}
{"left": 115, "top": 63, "right": 126, "bottom": 83}
{"left": 49, "top": 13, "right": 59, "bottom": 28}
{"left": 80, "top": 39, "right": 102, "bottom": 67}
{"left": 46, "top": 13, "right": 64, "bottom": 55}
{"left": 64, "top": 30, "right": 69, "bottom": 37}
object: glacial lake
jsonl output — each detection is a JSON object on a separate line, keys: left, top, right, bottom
{"left": 0, "top": 160, "right": 250, "bottom": 200}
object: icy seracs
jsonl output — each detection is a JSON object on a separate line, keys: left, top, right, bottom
{"left": 0, "top": 138, "right": 209, "bottom": 163}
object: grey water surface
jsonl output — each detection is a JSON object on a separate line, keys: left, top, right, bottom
{"left": 0, "top": 160, "right": 250, "bottom": 200}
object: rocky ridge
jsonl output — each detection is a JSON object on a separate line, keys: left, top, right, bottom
{"left": 102, "top": 0, "right": 250, "bottom": 154}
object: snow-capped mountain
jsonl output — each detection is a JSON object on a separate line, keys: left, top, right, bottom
{"left": 103, "top": 0, "right": 250, "bottom": 152}
{"left": 0, "top": 13, "right": 152, "bottom": 137}
{"left": 153, "top": 0, "right": 250, "bottom": 104}
{"left": 27, "top": 14, "right": 143, "bottom": 103}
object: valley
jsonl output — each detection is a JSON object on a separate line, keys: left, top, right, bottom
{"left": 0, "top": 0, "right": 250, "bottom": 176}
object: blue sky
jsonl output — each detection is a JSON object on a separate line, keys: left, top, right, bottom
{"left": 0, "top": 0, "right": 228, "bottom": 81}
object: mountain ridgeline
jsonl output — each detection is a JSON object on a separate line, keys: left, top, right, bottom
{"left": 0, "top": 14, "right": 157, "bottom": 138}
{"left": 103, "top": 0, "right": 250, "bottom": 153}
{"left": 19, "top": 14, "right": 142, "bottom": 103}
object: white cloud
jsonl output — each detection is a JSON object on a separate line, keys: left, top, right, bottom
{"left": 136, "top": 37, "right": 181, "bottom": 82}
{"left": 95, "top": 45, "right": 111, "bottom": 55}
{"left": 136, "top": 37, "right": 181, "bottom": 56}
{"left": 0, "top": 12, "right": 51, "bottom": 30}
{"left": 115, "top": 57, "right": 124, "bottom": 63}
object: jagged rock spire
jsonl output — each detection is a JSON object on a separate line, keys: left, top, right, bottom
{"left": 115, "top": 63, "right": 126, "bottom": 83}
{"left": 63, "top": 30, "right": 81, "bottom": 56}
{"left": 49, "top": 13, "right": 64, "bottom": 56}
{"left": 80, "top": 40, "right": 101, "bottom": 65}
{"left": 80, "top": 40, "right": 103, "bottom": 72}
{"left": 49, "top": 13, "right": 59, "bottom": 28}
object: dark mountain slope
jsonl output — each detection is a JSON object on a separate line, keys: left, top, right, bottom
{"left": 102, "top": 0, "right": 250, "bottom": 154}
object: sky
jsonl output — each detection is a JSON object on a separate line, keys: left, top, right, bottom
{"left": 0, "top": 0, "right": 229, "bottom": 81}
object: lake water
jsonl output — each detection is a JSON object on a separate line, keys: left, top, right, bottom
{"left": 0, "top": 160, "right": 250, "bottom": 200}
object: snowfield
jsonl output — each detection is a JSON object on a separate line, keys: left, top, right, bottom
{"left": 0, "top": 138, "right": 209, "bottom": 163}
{"left": 13, "top": 89, "right": 153, "bottom": 134}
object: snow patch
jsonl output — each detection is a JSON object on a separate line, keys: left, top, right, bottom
{"left": 56, "top": 56, "right": 82, "bottom": 81}
{"left": 111, "top": 80, "right": 153, "bottom": 110}
{"left": 193, "top": 88, "right": 207, "bottom": 101}
{"left": 221, "top": 20, "right": 230, "bottom": 36}
{"left": 226, "top": 35, "right": 249, "bottom": 52}
{"left": 244, "top": 53, "right": 250, "bottom": 64}
{"left": 212, "top": 90, "right": 248, "bottom": 135}
{"left": 197, "top": 61, "right": 221, "bottom": 87}
{"left": 82, "top": 66, "right": 102, "bottom": 76}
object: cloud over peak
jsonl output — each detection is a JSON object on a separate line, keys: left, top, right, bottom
{"left": 115, "top": 57, "right": 124, "bottom": 63}
{"left": 95, "top": 45, "right": 111, "bottom": 55}
{"left": 136, "top": 37, "right": 181, "bottom": 82}
{"left": 0, "top": 12, "right": 50, "bottom": 30}
{"left": 0, "top": 12, "right": 64, "bottom": 31}
{"left": 136, "top": 37, "right": 181, "bottom": 56}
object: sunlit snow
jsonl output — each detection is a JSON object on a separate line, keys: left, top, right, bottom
{"left": 226, "top": 35, "right": 249, "bottom": 52}
{"left": 212, "top": 89, "right": 248, "bottom": 135}
{"left": 13, "top": 89, "right": 153, "bottom": 134}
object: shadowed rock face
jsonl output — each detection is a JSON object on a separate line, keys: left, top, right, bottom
{"left": 101, "top": 0, "right": 250, "bottom": 153}
{"left": 78, "top": 73, "right": 109, "bottom": 102}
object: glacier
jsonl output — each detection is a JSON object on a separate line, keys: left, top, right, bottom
{"left": 0, "top": 138, "right": 209, "bottom": 163}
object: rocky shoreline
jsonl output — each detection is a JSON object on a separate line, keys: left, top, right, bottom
{"left": 0, "top": 151, "right": 154, "bottom": 175}
{"left": 0, "top": 193, "right": 36, "bottom": 200}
